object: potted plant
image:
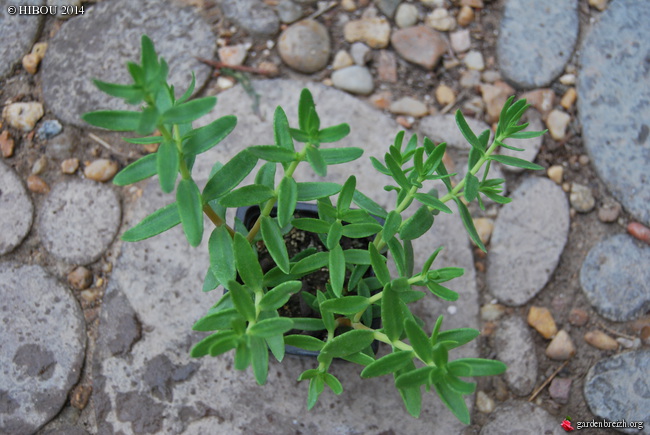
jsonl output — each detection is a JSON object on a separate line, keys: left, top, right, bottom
{"left": 83, "top": 35, "right": 545, "bottom": 424}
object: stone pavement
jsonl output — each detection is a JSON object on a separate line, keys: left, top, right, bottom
{"left": 1, "top": 0, "right": 649, "bottom": 434}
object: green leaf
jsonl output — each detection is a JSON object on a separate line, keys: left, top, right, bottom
{"left": 343, "top": 249, "right": 371, "bottom": 265}
{"left": 434, "top": 381, "right": 470, "bottom": 425}
{"left": 341, "top": 351, "right": 376, "bottom": 366}
{"left": 464, "top": 173, "right": 479, "bottom": 202}
{"left": 320, "top": 296, "right": 370, "bottom": 315}
{"left": 319, "top": 329, "right": 375, "bottom": 359}
{"left": 122, "top": 202, "right": 180, "bottom": 241}
{"left": 318, "top": 124, "right": 350, "bottom": 143}
{"left": 296, "top": 182, "right": 341, "bottom": 201}
{"left": 285, "top": 335, "right": 325, "bottom": 351}
{"left": 248, "top": 318, "right": 294, "bottom": 338}
{"left": 259, "top": 281, "right": 302, "bottom": 311}
{"left": 233, "top": 233, "right": 263, "bottom": 290}
{"left": 248, "top": 145, "right": 297, "bottom": 162}
{"left": 121, "top": 136, "right": 163, "bottom": 144}
{"left": 328, "top": 245, "right": 345, "bottom": 297}
{"left": 370, "top": 156, "right": 390, "bottom": 175}
{"left": 395, "top": 366, "right": 438, "bottom": 389}
{"left": 176, "top": 179, "right": 203, "bottom": 246}
{"left": 426, "top": 282, "right": 458, "bottom": 301}
{"left": 337, "top": 176, "right": 356, "bottom": 213}
{"left": 113, "top": 154, "right": 156, "bottom": 186}
{"left": 307, "top": 376, "right": 324, "bottom": 410}
{"left": 140, "top": 34, "right": 158, "bottom": 76}
{"left": 292, "top": 218, "right": 330, "bottom": 233}
{"left": 82, "top": 110, "right": 141, "bottom": 131}
{"left": 289, "top": 128, "right": 310, "bottom": 143}
{"left": 447, "top": 358, "right": 507, "bottom": 377}
{"left": 445, "top": 374, "right": 476, "bottom": 395}
{"left": 385, "top": 154, "right": 410, "bottom": 190}
{"left": 136, "top": 106, "right": 158, "bottom": 136}
{"left": 397, "top": 384, "right": 422, "bottom": 418}
{"left": 404, "top": 319, "right": 433, "bottom": 364}
{"left": 203, "top": 150, "right": 258, "bottom": 201}
{"left": 209, "top": 334, "right": 238, "bottom": 357}
{"left": 436, "top": 328, "right": 480, "bottom": 349}
{"left": 352, "top": 190, "right": 387, "bottom": 219}
{"left": 428, "top": 267, "right": 464, "bottom": 283}
{"left": 192, "top": 308, "right": 240, "bottom": 331}
{"left": 489, "top": 154, "right": 543, "bottom": 170}
{"left": 455, "top": 109, "right": 481, "bottom": 151}
{"left": 265, "top": 333, "right": 285, "bottom": 362}
{"left": 326, "top": 221, "right": 343, "bottom": 250}
{"left": 298, "top": 88, "right": 316, "bottom": 132}
{"left": 255, "top": 161, "right": 276, "bottom": 189}
{"left": 454, "top": 198, "right": 486, "bottom": 252}
{"left": 227, "top": 280, "right": 256, "bottom": 322}
{"left": 92, "top": 80, "right": 144, "bottom": 103}
{"left": 219, "top": 184, "right": 275, "bottom": 207}
{"left": 234, "top": 339, "right": 251, "bottom": 371}
{"left": 387, "top": 238, "right": 406, "bottom": 277}
{"left": 361, "top": 351, "right": 414, "bottom": 378}
{"left": 250, "top": 336, "right": 269, "bottom": 385}
{"left": 369, "top": 244, "right": 390, "bottom": 286}
{"left": 291, "top": 318, "right": 326, "bottom": 331}
{"left": 306, "top": 145, "right": 327, "bottom": 176}
{"left": 509, "top": 129, "right": 547, "bottom": 139}
{"left": 290, "top": 251, "right": 329, "bottom": 275}
{"left": 399, "top": 206, "right": 433, "bottom": 240}
{"left": 382, "top": 282, "right": 403, "bottom": 342}
{"left": 275, "top": 177, "right": 297, "bottom": 228}
{"left": 156, "top": 139, "right": 178, "bottom": 193}
{"left": 183, "top": 115, "right": 237, "bottom": 156}
{"left": 261, "top": 216, "right": 290, "bottom": 274}
{"left": 319, "top": 147, "right": 362, "bottom": 166}
{"left": 202, "top": 268, "right": 219, "bottom": 292}
{"left": 298, "top": 369, "right": 320, "bottom": 381}
{"left": 177, "top": 71, "right": 196, "bottom": 105}
{"left": 274, "top": 106, "right": 294, "bottom": 151}
{"left": 323, "top": 373, "right": 343, "bottom": 395}
{"left": 161, "top": 97, "right": 216, "bottom": 124}
{"left": 209, "top": 226, "right": 236, "bottom": 286}
{"left": 190, "top": 330, "right": 237, "bottom": 358}
{"left": 341, "top": 223, "right": 382, "bottom": 238}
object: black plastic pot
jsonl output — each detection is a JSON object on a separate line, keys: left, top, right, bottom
{"left": 236, "top": 202, "right": 382, "bottom": 358}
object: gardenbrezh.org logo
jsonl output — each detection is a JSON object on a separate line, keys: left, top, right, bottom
{"left": 561, "top": 416, "right": 645, "bottom": 431}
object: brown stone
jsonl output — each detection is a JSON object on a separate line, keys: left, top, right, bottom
{"left": 68, "top": 266, "right": 94, "bottom": 290}
{"left": 61, "top": 158, "right": 80, "bottom": 174}
{"left": 377, "top": 50, "right": 397, "bottom": 83}
{"left": 627, "top": 222, "right": 650, "bottom": 245}
{"left": 84, "top": 159, "right": 118, "bottom": 182}
{"left": 26, "top": 174, "right": 50, "bottom": 193}
{"left": 568, "top": 308, "right": 589, "bottom": 326}
{"left": 70, "top": 385, "right": 92, "bottom": 410}
{"left": 584, "top": 330, "right": 619, "bottom": 351}
{"left": 391, "top": 26, "right": 446, "bottom": 70}
{"left": 343, "top": 17, "right": 391, "bottom": 49}
{"left": 520, "top": 88, "right": 555, "bottom": 118}
{"left": 457, "top": 6, "right": 474, "bottom": 27}
{"left": 461, "top": 0, "right": 483, "bottom": 7}
{"left": 560, "top": 87, "right": 577, "bottom": 110}
{"left": 0, "top": 130, "right": 15, "bottom": 157}
{"left": 545, "top": 330, "right": 576, "bottom": 360}
{"left": 527, "top": 306, "right": 558, "bottom": 339}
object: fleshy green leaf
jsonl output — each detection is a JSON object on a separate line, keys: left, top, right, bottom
{"left": 447, "top": 358, "right": 507, "bottom": 377}
{"left": 82, "top": 110, "right": 141, "bottom": 131}
{"left": 209, "top": 225, "right": 236, "bottom": 285}
{"left": 203, "top": 150, "right": 258, "bottom": 201}
{"left": 509, "top": 130, "right": 547, "bottom": 139}
{"left": 183, "top": 115, "right": 237, "bottom": 156}
{"left": 290, "top": 251, "right": 329, "bottom": 275}
{"left": 177, "top": 178, "right": 203, "bottom": 247}
{"left": 307, "top": 375, "right": 324, "bottom": 410}
{"left": 320, "top": 147, "right": 362, "bottom": 165}
{"left": 121, "top": 136, "right": 164, "bottom": 144}
{"left": 161, "top": 97, "right": 217, "bottom": 124}
{"left": 250, "top": 336, "right": 269, "bottom": 385}
{"left": 285, "top": 335, "right": 325, "bottom": 351}
{"left": 337, "top": 176, "right": 356, "bottom": 213}
{"left": 387, "top": 239, "right": 406, "bottom": 277}
{"left": 326, "top": 221, "right": 343, "bottom": 250}
{"left": 320, "top": 296, "right": 370, "bottom": 315}
{"left": 323, "top": 373, "right": 343, "bottom": 395}
{"left": 328, "top": 245, "right": 345, "bottom": 297}
{"left": 426, "top": 282, "right": 458, "bottom": 301}
{"left": 318, "top": 329, "right": 375, "bottom": 360}
{"left": 395, "top": 366, "right": 438, "bottom": 389}
{"left": 306, "top": 145, "right": 326, "bottom": 176}
{"left": 192, "top": 308, "right": 240, "bottom": 331}
{"left": 399, "top": 206, "right": 433, "bottom": 240}
{"left": 454, "top": 198, "right": 486, "bottom": 252}
{"left": 343, "top": 249, "right": 371, "bottom": 265}
{"left": 177, "top": 71, "right": 196, "bottom": 105}
{"left": 202, "top": 268, "right": 220, "bottom": 292}
{"left": 248, "top": 318, "right": 294, "bottom": 338}
{"left": 455, "top": 109, "right": 481, "bottom": 151}
{"left": 137, "top": 106, "right": 158, "bottom": 136}
{"left": 385, "top": 154, "right": 409, "bottom": 190}
{"left": 352, "top": 190, "right": 388, "bottom": 219}
{"left": 156, "top": 139, "right": 178, "bottom": 193}
{"left": 113, "top": 154, "right": 156, "bottom": 186}
{"left": 434, "top": 380, "right": 470, "bottom": 425}
{"left": 274, "top": 106, "right": 294, "bottom": 151}
{"left": 122, "top": 202, "right": 180, "bottom": 241}
{"left": 227, "top": 280, "right": 256, "bottom": 322}
{"left": 435, "top": 328, "right": 480, "bottom": 349}
{"left": 292, "top": 218, "right": 330, "bottom": 233}
{"left": 277, "top": 178, "right": 297, "bottom": 228}
{"left": 361, "top": 351, "right": 414, "bottom": 378}
{"left": 190, "top": 330, "right": 237, "bottom": 358}
{"left": 261, "top": 216, "right": 290, "bottom": 274}
{"left": 318, "top": 124, "right": 350, "bottom": 143}
{"left": 464, "top": 173, "right": 479, "bottom": 202}
{"left": 404, "top": 319, "right": 433, "bottom": 364}
{"left": 382, "top": 282, "right": 402, "bottom": 342}
{"left": 341, "top": 223, "right": 382, "bottom": 238}
{"left": 369, "top": 244, "right": 390, "bottom": 286}
{"left": 219, "top": 184, "right": 275, "bottom": 208}
{"left": 93, "top": 80, "right": 144, "bottom": 103}
{"left": 248, "top": 145, "right": 297, "bottom": 162}
{"left": 489, "top": 154, "right": 543, "bottom": 170}
{"left": 233, "top": 233, "right": 263, "bottom": 290}
{"left": 296, "top": 182, "right": 341, "bottom": 201}
{"left": 259, "top": 281, "right": 302, "bottom": 311}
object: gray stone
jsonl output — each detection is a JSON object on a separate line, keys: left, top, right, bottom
{"left": 331, "top": 65, "right": 374, "bottom": 95}
{"left": 276, "top": 0, "right": 303, "bottom": 24}
{"left": 96, "top": 80, "right": 477, "bottom": 433}
{"left": 488, "top": 177, "right": 569, "bottom": 306}
{"left": 584, "top": 350, "right": 650, "bottom": 434}
{"left": 419, "top": 114, "right": 491, "bottom": 152}
{"left": 0, "top": 0, "right": 44, "bottom": 78}
{"left": 278, "top": 20, "right": 331, "bottom": 73}
{"left": 580, "top": 234, "right": 650, "bottom": 322}
{"left": 0, "top": 263, "right": 86, "bottom": 434}
{"left": 37, "top": 119, "right": 63, "bottom": 140}
{"left": 376, "top": 0, "right": 401, "bottom": 18}
{"left": 38, "top": 179, "right": 121, "bottom": 264}
{"left": 350, "top": 42, "right": 371, "bottom": 65}
{"left": 0, "top": 161, "right": 34, "bottom": 256}
{"left": 577, "top": 0, "right": 650, "bottom": 226}
{"left": 497, "top": 0, "right": 578, "bottom": 88}
{"left": 494, "top": 316, "right": 538, "bottom": 396}
{"left": 219, "top": 0, "right": 280, "bottom": 36}
{"left": 498, "top": 109, "right": 544, "bottom": 173}
{"left": 480, "top": 401, "right": 564, "bottom": 435}
{"left": 41, "top": 0, "right": 214, "bottom": 128}
{"left": 41, "top": 426, "right": 89, "bottom": 435}
{"left": 569, "top": 183, "right": 596, "bottom": 213}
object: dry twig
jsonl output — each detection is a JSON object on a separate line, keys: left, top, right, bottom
{"left": 528, "top": 360, "right": 569, "bottom": 402}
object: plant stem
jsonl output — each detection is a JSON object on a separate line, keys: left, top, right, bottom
{"left": 202, "top": 204, "right": 235, "bottom": 236}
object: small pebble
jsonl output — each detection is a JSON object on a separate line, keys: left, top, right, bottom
{"left": 80, "top": 288, "right": 102, "bottom": 303}
{"left": 562, "top": 182, "right": 571, "bottom": 193}
{"left": 340, "top": 0, "right": 356, "bottom": 11}
{"left": 331, "top": 66, "right": 374, "bottom": 95}
{"left": 36, "top": 119, "right": 63, "bottom": 140}
{"left": 568, "top": 308, "right": 589, "bottom": 326}
{"left": 389, "top": 97, "right": 428, "bottom": 117}
{"left": 31, "top": 42, "right": 48, "bottom": 60}
{"left": 450, "top": 29, "right": 471, "bottom": 53}
{"left": 70, "top": 385, "right": 93, "bottom": 410}
{"left": 84, "top": 159, "right": 118, "bottom": 182}
{"left": 476, "top": 391, "right": 495, "bottom": 413}
{"left": 588, "top": 0, "right": 608, "bottom": 11}
{"left": 569, "top": 183, "right": 595, "bottom": 213}
{"left": 480, "top": 303, "right": 505, "bottom": 321}
{"left": 332, "top": 50, "right": 354, "bottom": 70}
{"left": 61, "top": 158, "right": 80, "bottom": 174}
{"left": 31, "top": 156, "right": 47, "bottom": 175}
{"left": 559, "top": 73, "right": 576, "bottom": 85}
{"left": 27, "top": 174, "right": 50, "bottom": 194}
{"left": 482, "top": 70, "right": 501, "bottom": 83}
{"left": 481, "top": 320, "right": 496, "bottom": 336}
{"left": 597, "top": 201, "right": 621, "bottom": 223}
{"left": 527, "top": 306, "right": 558, "bottom": 339}
{"left": 22, "top": 53, "right": 40, "bottom": 75}
{"left": 547, "top": 165, "right": 563, "bottom": 184}
{"left": 616, "top": 337, "right": 641, "bottom": 349}
{"left": 279, "top": 20, "right": 331, "bottom": 73}
{"left": 545, "top": 330, "right": 576, "bottom": 360}
{"left": 350, "top": 42, "right": 372, "bottom": 65}
{"left": 369, "top": 91, "right": 392, "bottom": 110}
{"left": 457, "top": 6, "right": 474, "bottom": 27}
{"left": 377, "top": 50, "right": 397, "bottom": 82}
{"left": 460, "top": 70, "right": 481, "bottom": 88}
{"left": 218, "top": 43, "right": 250, "bottom": 66}
{"left": 578, "top": 154, "right": 590, "bottom": 166}
{"left": 0, "top": 130, "right": 15, "bottom": 157}
{"left": 391, "top": 26, "right": 447, "bottom": 70}
{"left": 627, "top": 222, "right": 650, "bottom": 245}
{"left": 560, "top": 88, "right": 577, "bottom": 110}
{"left": 548, "top": 377, "right": 572, "bottom": 405}
{"left": 584, "top": 330, "right": 619, "bottom": 351}
{"left": 472, "top": 217, "right": 494, "bottom": 245}
{"left": 546, "top": 109, "right": 571, "bottom": 140}
{"left": 395, "top": 3, "right": 419, "bottom": 28}
{"left": 396, "top": 115, "right": 414, "bottom": 129}
{"left": 640, "top": 326, "right": 650, "bottom": 346}
{"left": 344, "top": 17, "right": 391, "bottom": 48}
{"left": 494, "top": 377, "right": 509, "bottom": 402}
{"left": 68, "top": 266, "right": 94, "bottom": 290}
{"left": 2, "top": 102, "right": 44, "bottom": 132}
{"left": 464, "top": 50, "right": 485, "bottom": 71}
{"left": 426, "top": 8, "right": 456, "bottom": 31}
{"left": 216, "top": 76, "right": 236, "bottom": 90}
{"left": 276, "top": 0, "right": 304, "bottom": 23}
{"left": 461, "top": 0, "right": 483, "bottom": 7}
{"left": 520, "top": 89, "right": 555, "bottom": 117}
{"left": 480, "top": 82, "right": 514, "bottom": 123}
{"left": 435, "top": 84, "right": 456, "bottom": 106}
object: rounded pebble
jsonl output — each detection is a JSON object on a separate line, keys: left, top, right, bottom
{"left": 395, "top": 3, "right": 419, "bottom": 28}
{"left": 61, "top": 158, "right": 80, "bottom": 174}
{"left": 27, "top": 174, "right": 50, "bottom": 194}
{"left": 584, "top": 330, "right": 618, "bottom": 351}
{"left": 450, "top": 29, "right": 471, "bottom": 53}
{"left": 568, "top": 308, "right": 589, "bottom": 326}
{"left": 628, "top": 222, "right": 650, "bottom": 245}
{"left": 569, "top": 183, "right": 595, "bottom": 213}
{"left": 0, "top": 262, "right": 86, "bottom": 434}
{"left": 388, "top": 97, "right": 428, "bottom": 117}
{"left": 84, "top": 159, "right": 118, "bottom": 182}
{"left": 545, "top": 330, "right": 576, "bottom": 360}
{"left": 391, "top": 26, "right": 446, "bottom": 70}
{"left": 331, "top": 65, "right": 374, "bottom": 95}
{"left": 332, "top": 50, "right": 354, "bottom": 70}
{"left": 546, "top": 109, "right": 571, "bottom": 140}
{"left": 597, "top": 200, "right": 621, "bottom": 223}
{"left": 435, "top": 84, "right": 456, "bottom": 106}
{"left": 464, "top": 50, "right": 485, "bottom": 71}
{"left": 343, "top": 17, "right": 391, "bottom": 49}
{"left": 278, "top": 20, "right": 331, "bottom": 73}
{"left": 0, "top": 130, "right": 14, "bottom": 158}
{"left": 38, "top": 179, "right": 121, "bottom": 264}
{"left": 0, "top": 161, "right": 34, "bottom": 255}
{"left": 68, "top": 266, "right": 94, "bottom": 290}
{"left": 548, "top": 377, "right": 572, "bottom": 405}
{"left": 276, "top": 0, "right": 304, "bottom": 24}
{"left": 547, "top": 165, "right": 563, "bottom": 184}
{"left": 472, "top": 217, "right": 494, "bottom": 245}
{"left": 457, "top": 6, "right": 474, "bottom": 27}
{"left": 426, "top": 8, "right": 456, "bottom": 31}
{"left": 2, "top": 102, "right": 44, "bottom": 132}
{"left": 476, "top": 391, "right": 495, "bottom": 413}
